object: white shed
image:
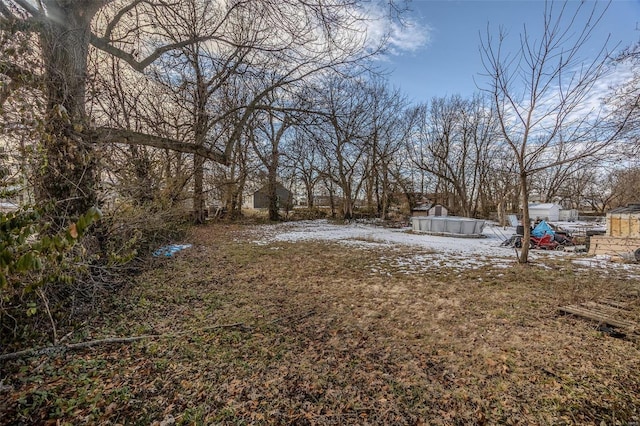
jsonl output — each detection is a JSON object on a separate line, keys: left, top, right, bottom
{"left": 428, "top": 204, "right": 448, "bottom": 217}
{"left": 528, "top": 203, "right": 561, "bottom": 222}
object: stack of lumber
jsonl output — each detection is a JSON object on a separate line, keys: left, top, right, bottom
{"left": 588, "top": 235, "right": 640, "bottom": 259}
{"left": 559, "top": 298, "right": 638, "bottom": 339}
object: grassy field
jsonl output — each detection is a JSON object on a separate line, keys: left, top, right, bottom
{"left": 2, "top": 222, "right": 640, "bottom": 425}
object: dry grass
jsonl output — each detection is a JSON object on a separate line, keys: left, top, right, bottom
{"left": 2, "top": 222, "right": 640, "bottom": 425}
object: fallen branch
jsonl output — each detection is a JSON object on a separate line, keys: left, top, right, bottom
{"left": 0, "top": 336, "right": 155, "bottom": 362}
{"left": 0, "top": 322, "right": 248, "bottom": 362}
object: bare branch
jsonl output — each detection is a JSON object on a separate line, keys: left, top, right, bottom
{"left": 0, "top": 1, "right": 17, "bottom": 20}
{"left": 0, "top": 321, "right": 248, "bottom": 362}
{"left": 11, "top": 0, "right": 40, "bottom": 17}
{"left": 0, "top": 60, "right": 39, "bottom": 81}
{"left": 102, "top": 0, "right": 145, "bottom": 41}
{"left": 93, "top": 127, "right": 228, "bottom": 165}
{"left": 92, "top": 32, "right": 237, "bottom": 72}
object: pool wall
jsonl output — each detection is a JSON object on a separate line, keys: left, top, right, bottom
{"left": 411, "top": 216, "right": 485, "bottom": 237}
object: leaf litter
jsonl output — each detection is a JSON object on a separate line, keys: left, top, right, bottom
{"left": 1, "top": 220, "right": 640, "bottom": 425}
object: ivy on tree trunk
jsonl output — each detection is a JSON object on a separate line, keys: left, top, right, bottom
{"left": 37, "top": 2, "right": 99, "bottom": 226}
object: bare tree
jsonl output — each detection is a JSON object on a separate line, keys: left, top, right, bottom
{"left": 361, "top": 79, "right": 413, "bottom": 219}
{"left": 480, "top": 1, "right": 634, "bottom": 263}
{"left": 528, "top": 154, "right": 595, "bottom": 206}
{"left": 553, "top": 166, "right": 598, "bottom": 210}
{"left": 604, "top": 167, "right": 640, "bottom": 208}
{"left": 607, "top": 41, "right": 640, "bottom": 156}
{"left": 312, "top": 76, "right": 371, "bottom": 220}
{"left": 483, "top": 148, "right": 519, "bottom": 226}
{"left": 209, "top": 85, "right": 257, "bottom": 219}
{"left": 251, "top": 94, "right": 294, "bottom": 221}
{"left": 582, "top": 170, "right": 616, "bottom": 213}
{"left": 141, "top": 0, "right": 369, "bottom": 222}
{"left": 0, "top": 0, "right": 384, "bottom": 226}
{"left": 411, "top": 95, "right": 498, "bottom": 217}
{"left": 89, "top": 55, "right": 191, "bottom": 207}
{"left": 282, "top": 127, "right": 323, "bottom": 209}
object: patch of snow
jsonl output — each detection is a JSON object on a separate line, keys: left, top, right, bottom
{"left": 251, "top": 219, "right": 640, "bottom": 276}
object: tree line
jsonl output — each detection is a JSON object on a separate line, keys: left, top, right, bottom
{"left": 1, "top": 1, "right": 636, "bottom": 226}
{"left": 0, "top": 0, "right": 638, "bottom": 344}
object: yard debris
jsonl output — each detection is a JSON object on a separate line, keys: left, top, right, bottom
{"left": 596, "top": 324, "right": 627, "bottom": 339}
{"left": 152, "top": 243, "right": 192, "bottom": 257}
{"left": 502, "top": 220, "right": 575, "bottom": 251}
{"left": 3, "top": 222, "right": 640, "bottom": 424}
{"left": 559, "top": 298, "right": 639, "bottom": 340}
{"left": 0, "top": 322, "right": 249, "bottom": 362}
{"left": 620, "top": 248, "right": 640, "bottom": 263}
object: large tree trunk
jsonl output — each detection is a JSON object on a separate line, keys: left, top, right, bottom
{"left": 267, "top": 180, "right": 279, "bottom": 221}
{"left": 497, "top": 199, "right": 507, "bottom": 227}
{"left": 342, "top": 198, "right": 354, "bottom": 220}
{"left": 337, "top": 170, "right": 354, "bottom": 220}
{"left": 378, "top": 166, "right": 389, "bottom": 220}
{"left": 519, "top": 172, "right": 531, "bottom": 264}
{"left": 193, "top": 155, "right": 205, "bottom": 224}
{"left": 37, "top": 2, "right": 101, "bottom": 226}
{"left": 305, "top": 181, "right": 314, "bottom": 208}
{"left": 267, "top": 149, "right": 280, "bottom": 221}
{"left": 131, "top": 145, "right": 154, "bottom": 204}
{"left": 191, "top": 71, "right": 209, "bottom": 224}
{"left": 267, "top": 176, "right": 279, "bottom": 222}
{"left": 325, "top": 180, "right": 336, "bottom": 219}
{"left": 230, "top": 183, "right": 244, "bottom": 219}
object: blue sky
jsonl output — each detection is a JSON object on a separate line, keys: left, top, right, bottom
{"left": 382, "top": 0, "right": 640, "bottom": 103}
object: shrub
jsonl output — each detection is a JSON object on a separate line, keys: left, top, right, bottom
{"left": 0, "top": 202, "right": 189, "bottom": 350}
{"left": 0, "top": 206, "right": 102, "bottom": 346}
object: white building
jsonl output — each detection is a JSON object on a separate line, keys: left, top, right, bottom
{"left": 528, "top": 203, "right": 561, "bottom": 222}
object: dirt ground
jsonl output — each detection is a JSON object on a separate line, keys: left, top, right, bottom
{"left": 2, "top": 222, "right": 640, "bottom": 425}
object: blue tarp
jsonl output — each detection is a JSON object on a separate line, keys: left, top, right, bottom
{"left": 531, "top": 220, "right": 554, "bottom": 238}
{"left": 153, "top": 244, "right": 192, "bottom": 257}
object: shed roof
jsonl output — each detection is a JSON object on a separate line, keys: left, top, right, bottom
{"left": 609, "top": 203, "right": 640, "bottom": 214}
{"left": 529, "top": 203, "right": 561, "bottom": 210}
{"left": 412, "top": 203, "right": 431, "bottom": 211}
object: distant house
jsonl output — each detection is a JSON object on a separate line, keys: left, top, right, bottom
{"left": 528, "top": 203, "right": 561, "bottom": 222}
{"left": 246, "top": 183, "right": 293, "bottom": 209}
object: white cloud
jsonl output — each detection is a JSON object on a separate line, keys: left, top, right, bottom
{"left": 498, "top": 56, "right": 636, "bottom": 143}
{"left": 560, "top": 59, "right": 635, "bottom": 120}
{"left": 388, "top": 19, "right": 432, "bottom": 53}
{"left": 360, "top": 2, "right": 431, "bottom": 56}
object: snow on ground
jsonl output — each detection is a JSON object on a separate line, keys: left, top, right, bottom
{"left": 250, "top": 219, "right": 640, "bottom": 276}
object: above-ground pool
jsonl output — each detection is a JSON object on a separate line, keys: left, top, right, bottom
{"left": 411, "top": 216, "right": 485, "bottom": 237}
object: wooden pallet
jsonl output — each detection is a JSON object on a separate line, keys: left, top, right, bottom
{"left": 558, "top": 299, "right": 637, "bottom": 336}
